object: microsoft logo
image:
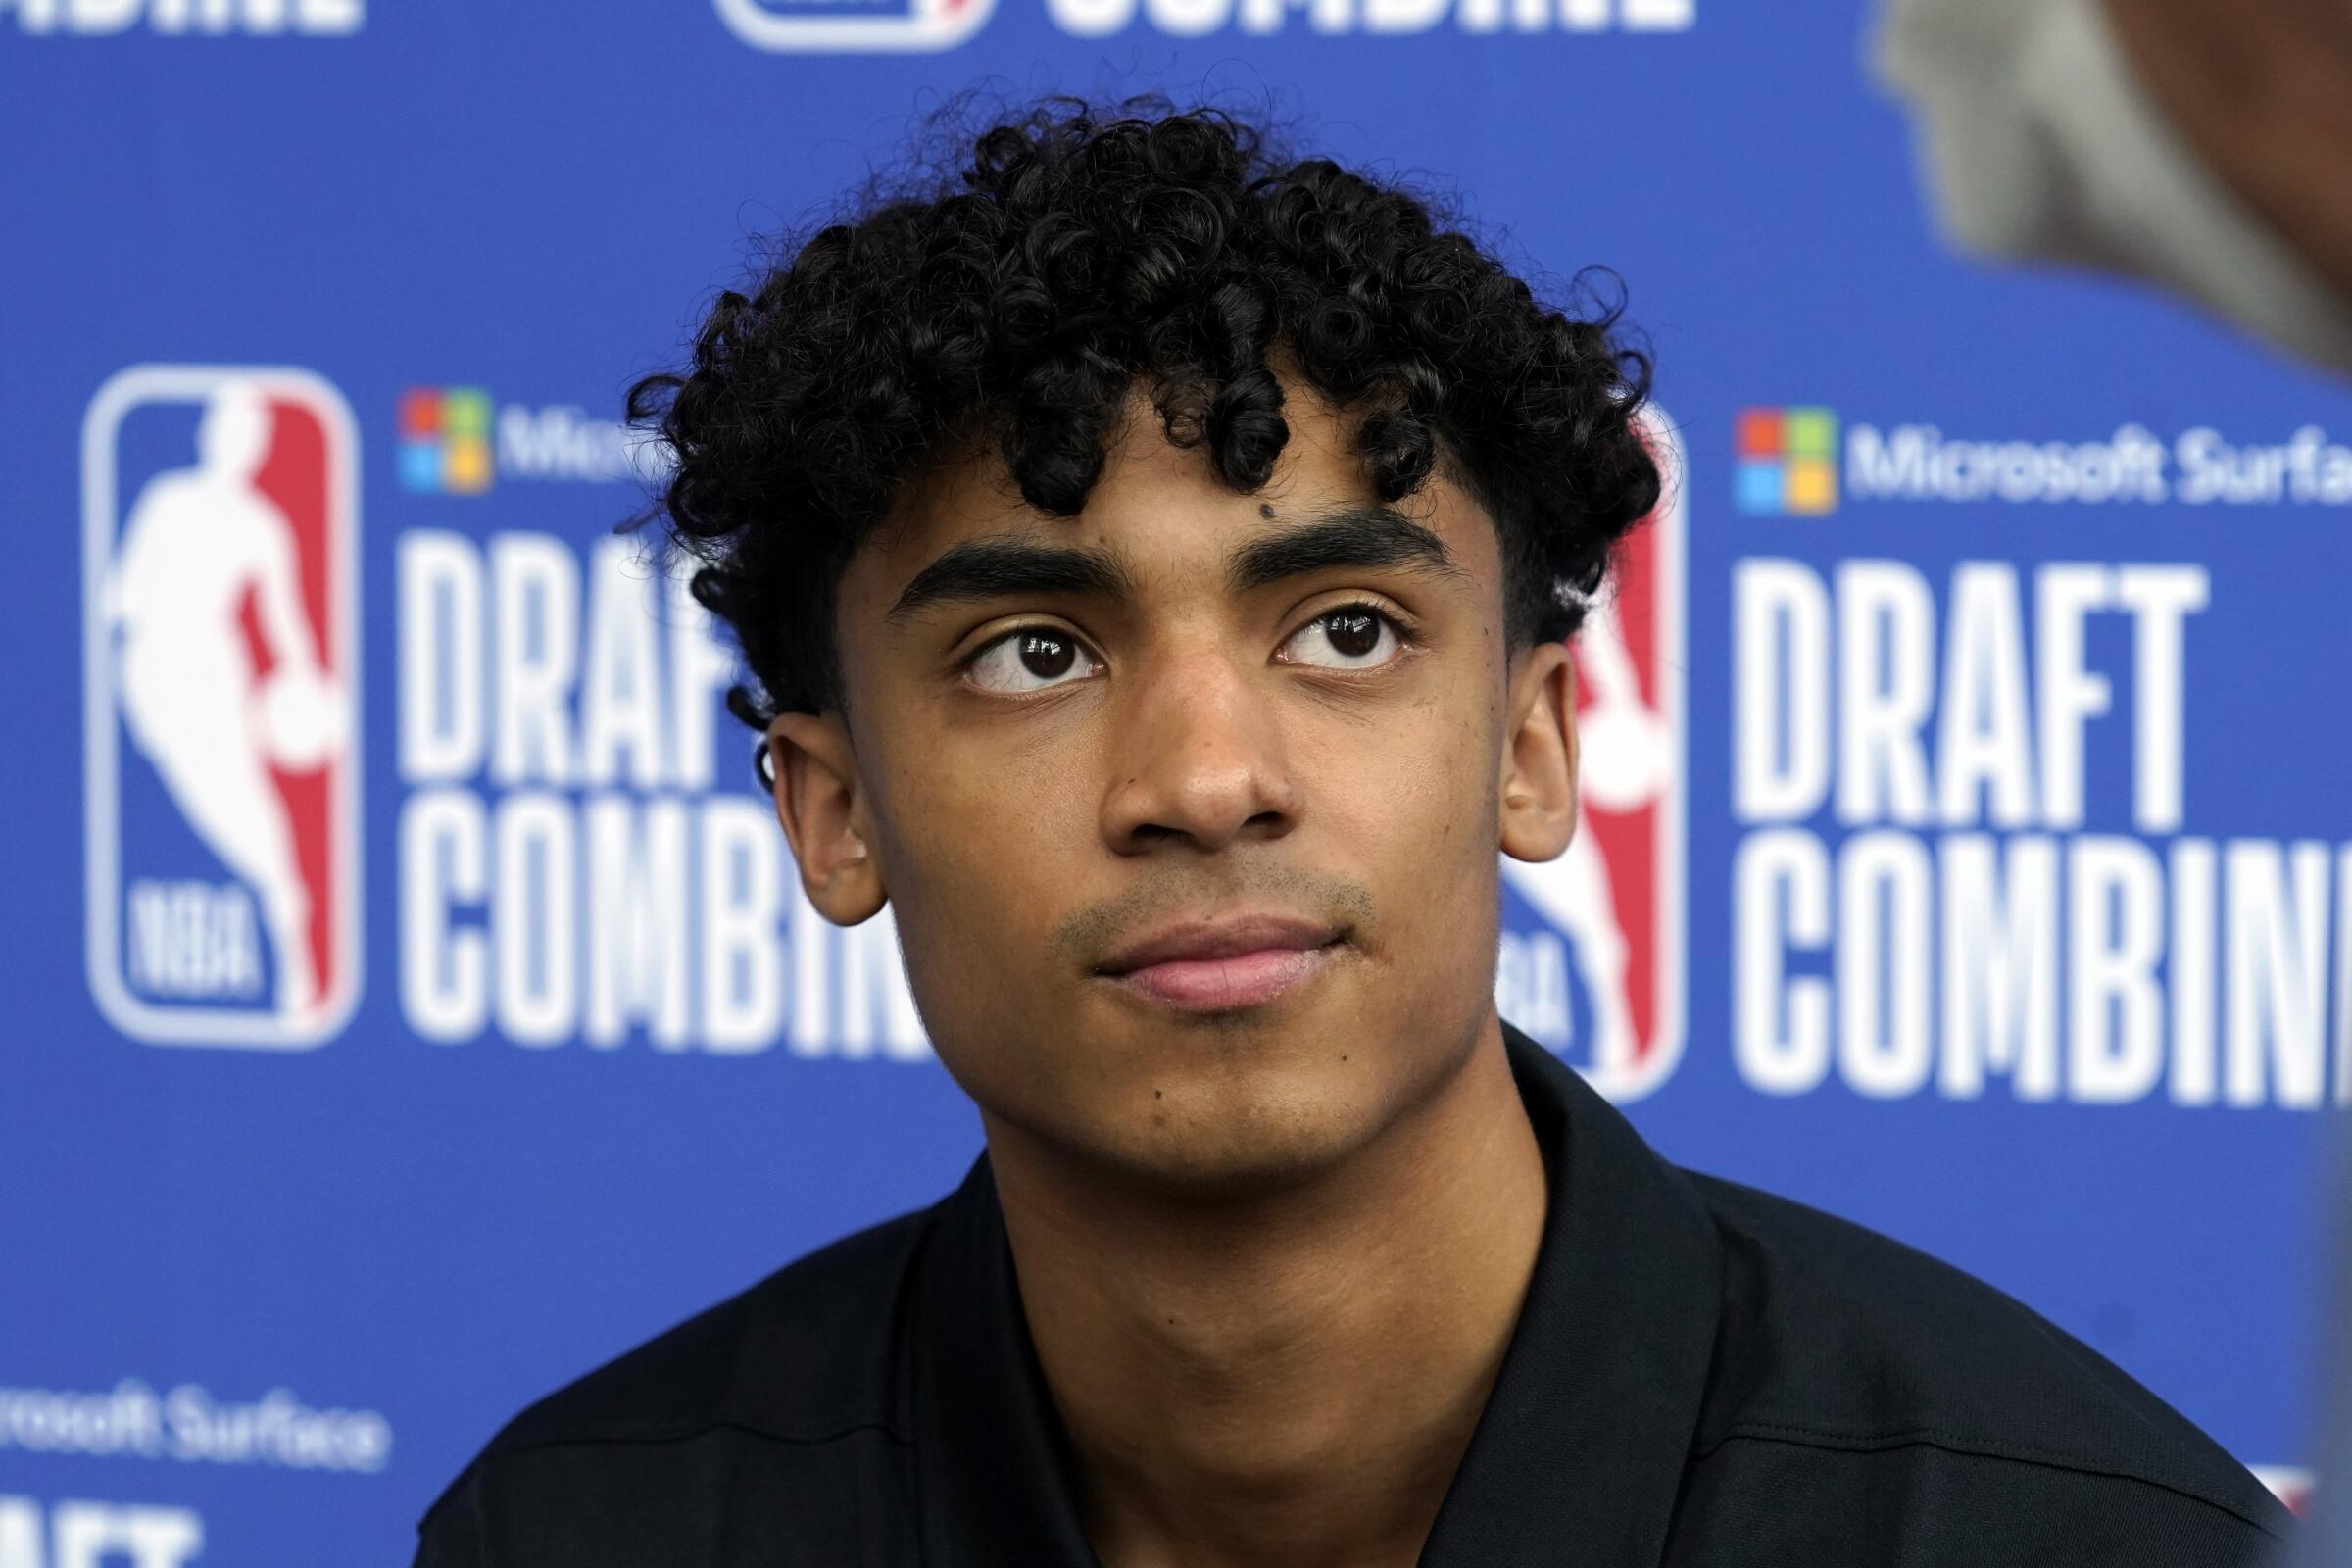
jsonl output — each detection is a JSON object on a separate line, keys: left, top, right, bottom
{"left": 1735, "top": 406, "right": 1838, "bottom": 515}
{"left": 399, "top": 386, "right": 494, "bottom": 494}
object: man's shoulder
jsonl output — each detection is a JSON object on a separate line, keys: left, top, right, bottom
{"left": 1684, "top": 1171, "right": 2293, "bottom": 1551}
{"left": 510, "top": 1207, "right": 927, "bottom": 1449}
{"left": 416, "top": 1203, "right": 937, "bottom": 1552}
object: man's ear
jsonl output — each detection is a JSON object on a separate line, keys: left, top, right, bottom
{"left": 1498, "top": 640, "right": 1579, "bottom": 864}
{"left": 766, "top": 712, "right": 888, "bottom": 925}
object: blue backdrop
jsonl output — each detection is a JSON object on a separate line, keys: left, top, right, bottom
{"left": 4, "top": 0, "right": 2345, "bottom": 1559}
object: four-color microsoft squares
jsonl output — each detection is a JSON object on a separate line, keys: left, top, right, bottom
{"left": 399, "top": 387, "right": 495, "bottom": 494}
{"left": 1735, "top": 406, "right": 1838, "bottom": 515}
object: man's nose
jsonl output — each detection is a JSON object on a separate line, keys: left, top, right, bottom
{"left": 1099, "top": 641, "right": 1302, "bottom": 856}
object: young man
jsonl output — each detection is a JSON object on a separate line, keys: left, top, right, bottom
{"left": 414, "top": 103, "right": 2293, "bottom": 1567}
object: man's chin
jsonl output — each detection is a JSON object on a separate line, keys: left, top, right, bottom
{"left": 959, "top": 955, "right": 1488, "bottom": 1200}
{"left": 1035, "top": 1045, "right": 1416, "bottom": 1203}
{"left": 1074, "top": 1119, "right": 1381, "bottom": 1203}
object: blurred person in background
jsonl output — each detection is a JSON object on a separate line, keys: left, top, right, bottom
{"left": 1881, "top": 2, "right": 2352, "bottom": 1557}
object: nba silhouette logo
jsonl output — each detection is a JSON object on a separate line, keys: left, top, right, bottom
{"left": 83, "top": 366, "right": 363, "bottom": 1048}
{"left": 1498, "top": 407, "right": 1685, "bottom": 1102}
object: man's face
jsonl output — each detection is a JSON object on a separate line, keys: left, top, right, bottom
{"left": 781, "top": 382, "right": 1575, "bottom": 1193}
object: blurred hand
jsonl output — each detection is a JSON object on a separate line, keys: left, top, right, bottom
{"left": 2101, "top": 0, "right": 2352, "bottom": 305}
{"left": 1876, "top": 0, "right": 2352, "bottom": 370}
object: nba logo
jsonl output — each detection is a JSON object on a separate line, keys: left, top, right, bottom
{"left": 712, "top": 0, "right": 996, "bottom": 53}
{"left": 1498, "top": 407, "right": 1686, "bottom": 1102}
{"left": 83, "top": 366, "right": 363, "bottom": 1048}
{"left": 2251, "top": 1468, "right": 2312, "bottom": 1520}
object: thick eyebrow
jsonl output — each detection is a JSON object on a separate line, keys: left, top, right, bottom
{"left": 885, "top": 538, "right": 1140, "bottom": 622}
{"left": 883, "top": 503, "right": 1463, "bottom": 623}
{"left": 1227, "top": 505, "right": 1466, "bottom": 595}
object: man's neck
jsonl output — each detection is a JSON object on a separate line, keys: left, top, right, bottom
{"left": 982, "top": 1017, "right": 1549, "bottom": 1568}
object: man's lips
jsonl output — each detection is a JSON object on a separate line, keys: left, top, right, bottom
{"left": 1095, "top": 914, "right": 1346, "bottom": 1012}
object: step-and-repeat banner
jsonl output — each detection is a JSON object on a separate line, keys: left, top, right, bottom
{"left": 4, "top": 1, "right": 2346, "bottom": 1560}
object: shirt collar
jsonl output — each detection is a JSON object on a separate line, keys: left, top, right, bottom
{"left": 910, "top": 1022, "right": 1724, "bottom": 1567}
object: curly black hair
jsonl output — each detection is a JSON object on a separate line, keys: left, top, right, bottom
{"left": 627, "top": 97, "right": 1661, "bottom": 726}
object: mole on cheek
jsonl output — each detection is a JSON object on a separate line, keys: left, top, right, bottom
{"left": 1259, "top": 503, "right": 1276, "bottom": 519}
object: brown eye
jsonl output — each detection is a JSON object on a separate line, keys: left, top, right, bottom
{"left": 967, "top": 627, "right": 1103, "bottom": 693}
{"left": 1019, "top": 633, "right": 1075, "bottom": 678}
{"left": 1324, "top": 611, "right": 1380, "bottom": 660}
{"left": 1279, "top": 605, "right": 1404, "bottom": 670}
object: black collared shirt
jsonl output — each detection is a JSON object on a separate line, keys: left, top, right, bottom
{"left": 414, "top": 1026, "right": 2295, "bottom": 1566}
